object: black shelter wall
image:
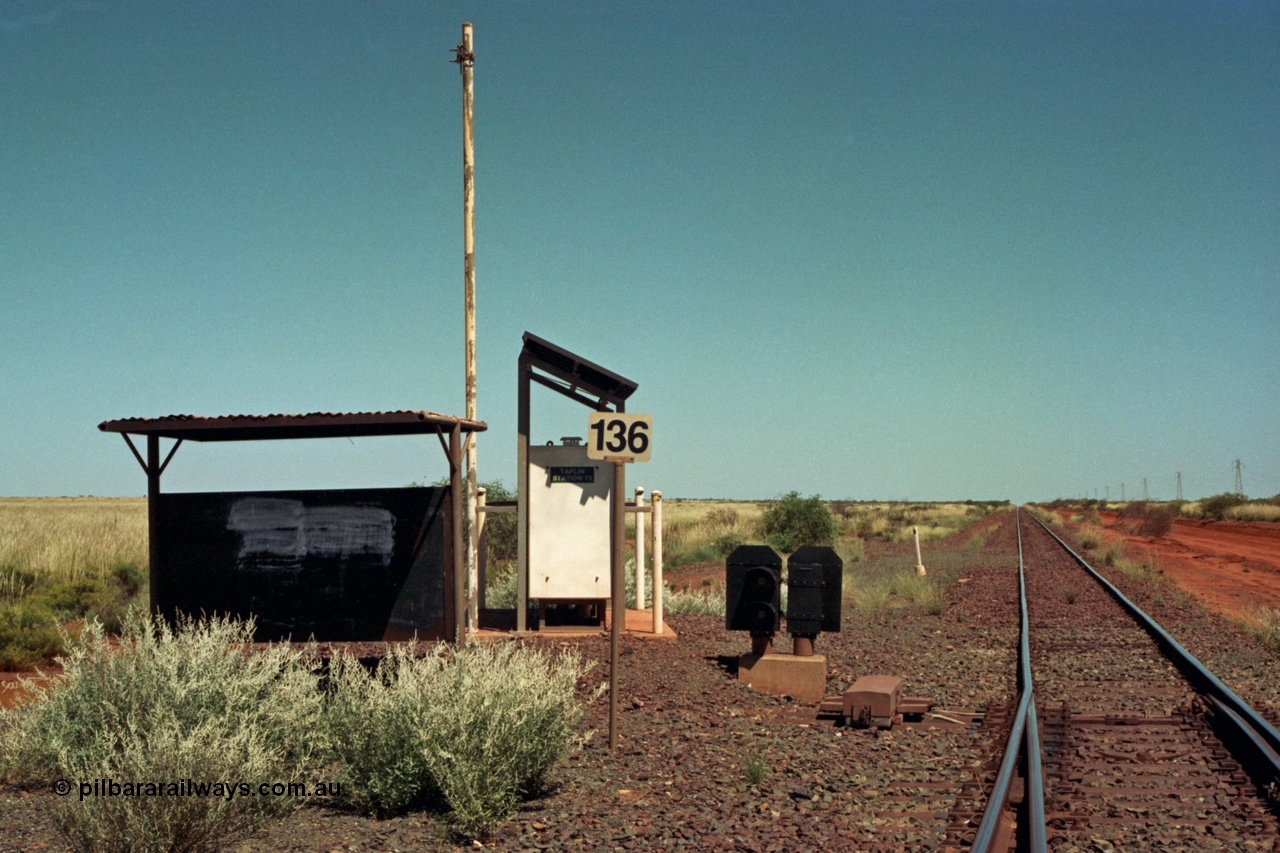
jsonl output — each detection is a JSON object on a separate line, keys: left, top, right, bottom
{"left": 154, "top": 487, "right": 449, "bottom": 641}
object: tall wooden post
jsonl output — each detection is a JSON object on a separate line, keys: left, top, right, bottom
{"left": 455, "top": 23, "right": 479, "bottom": 635}
{"left": 450, "top": 422, "right": 465, "bottom": 644}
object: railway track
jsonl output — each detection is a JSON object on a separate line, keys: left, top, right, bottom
{"left": 957, "top": 509, "right": 1280, "bottom": 851}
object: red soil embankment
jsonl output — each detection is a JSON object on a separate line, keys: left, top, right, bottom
{"left": 1060, "top": 509, "right": 1280, "bottom": 617}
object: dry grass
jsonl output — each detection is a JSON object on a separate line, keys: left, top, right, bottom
{"left": 0, "top": 498, "right": 147, "bottom": 583}
{"left": 1237, "top": 608, "right": 1280, "bottom": 653}
{"left": 660, "top": 500, "right": 764, "bottom": 567}
{"left": 1180, "top": 498, "right": 1280, "bottom": 522}
{"left": 1076, "top": 526, "right": 1103, "bottom": 551}
{"left": 1227, "top": 504, "right": 1280, "bottom": 523}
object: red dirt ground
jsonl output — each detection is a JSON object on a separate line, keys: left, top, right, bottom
{"left": 1058, "top": 510, "right": 1280, "bottom": 617}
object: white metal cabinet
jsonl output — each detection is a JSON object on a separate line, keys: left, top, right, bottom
{"left": 527, "top": 442, "right": 612, "bottom": 600}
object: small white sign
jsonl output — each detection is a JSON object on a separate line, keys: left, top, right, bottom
{"left": 586, "top": 412, "right": 651, "bottom": 462}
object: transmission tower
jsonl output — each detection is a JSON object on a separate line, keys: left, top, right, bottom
{"left": 1143, "top": 478, "right": 1148, "bottom": 501}
{"left": 1234, "top": 458, "right": 1244, "bottom": 495}
{"left": 1121, "top": 482, "right": 1125, "bottom": 502}
{"left": 1176, "top": 472, "right": 1182, "bottom": 501}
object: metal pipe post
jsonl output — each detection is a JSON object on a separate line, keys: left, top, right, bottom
{"left": 651, "top": 490, "right": 663, "bottom": 634}
{"left": 634, "top": 486, "right": 646, "bottom": 610}
{"left": 476, "top": 485, "right": 487, "bottom": 610}
{"left": 516, "top": 356, "right": 529, "bottom": 633}
{"left": 146, "top": 435, "right": 160, "bottom": 616}
{"left": 609, "top": 460, "right": 625, "bottom": 750}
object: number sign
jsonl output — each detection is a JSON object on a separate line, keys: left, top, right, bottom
{"left": 586, "top": 412, "right": 652, "bottom": 462}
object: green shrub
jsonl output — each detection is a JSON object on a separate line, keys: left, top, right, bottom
{"left": 0, "top": 562, "right": 146, "bottom": 668}
{"left": 0, "top": 613, "right": 325, "bottom": 853}
{"left": 109, "top": 562, "right": 146, "bottom": 599}
{"left": 1199, "top": 492, "right": 1247, "bottom": 520}
{"left": 713, "top": 533, "right": 745, "bottom": 558}
{"left": 0, "top": 599, "right": 65, "bottom": 670}
{"left": 761, "top": 492, "right": 837, "bottom": 553}
{"left": 484, "top": 562, "right": 518, "bottom": 609}
{"left": 323, "top": 648, "right": 441, "bottom": 818}
{"left": 324, "top": 641, "right": 598, "bottom": 839}
{"left": 479, "top": 481, "right": 517, "bottom": 563}
{"left": 420, "top": 643, "right": 597, "bottom": 838}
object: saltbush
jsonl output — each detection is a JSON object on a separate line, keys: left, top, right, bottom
{"left": 322, "top": 647, "right": 440, "bottom": 818}
{"left": 760, "top": 492, "right": 837, "bottom": 553}
{"left": 0, "top": 613, "right": 325, "bottom": 853}
{"left": 324, "top": 641, "right": 598, "bottom": 839}
{"left": 420, "top": 643, "right": 597, "bottom": 838}
{"left": 663, "top": 585, "right": 726, "bottom": 617}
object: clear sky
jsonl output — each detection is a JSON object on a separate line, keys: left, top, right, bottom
{"left": 2, "top": 0, "right": 1276, "bottom": 503}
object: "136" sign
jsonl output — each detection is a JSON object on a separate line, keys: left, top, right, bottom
{"left": 586, "top": 412, "right": 652, "bottom": 462}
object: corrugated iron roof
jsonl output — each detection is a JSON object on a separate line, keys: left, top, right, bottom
{"left": 98, "top": 410, "right": 488, "bottom": 442}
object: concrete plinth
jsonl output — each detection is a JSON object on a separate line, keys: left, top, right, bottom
{"left": 738, "top": 653, "right": 826, "bottom": 704}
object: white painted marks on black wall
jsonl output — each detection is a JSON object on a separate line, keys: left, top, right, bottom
{"left": 228, "top": 497, "right": 396, "bottom": 573}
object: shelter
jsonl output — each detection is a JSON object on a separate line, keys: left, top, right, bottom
{"left": 99, "top": 410, "right": 487, "bottom": 642}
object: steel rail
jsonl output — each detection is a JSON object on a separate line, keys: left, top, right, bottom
{"left": 971, "top": 509, "right": 1047, "bottom": 853}
{"left": 1025, "top": 510, "right": 1280, "bottom": 786}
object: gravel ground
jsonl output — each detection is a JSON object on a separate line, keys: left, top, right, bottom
{"left": 4, "top": 510, "right": 1276, "bottom": 852}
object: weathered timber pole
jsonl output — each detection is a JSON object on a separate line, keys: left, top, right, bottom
{"left": 450, "top": 422, "right": 465, "bottom": 644}
{"left": 454, "top": 23, "right": 479, "bottom": 636}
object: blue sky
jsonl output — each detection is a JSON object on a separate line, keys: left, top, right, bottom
{"left": 2, "top": 0, "right": 1276, "bottom": 503}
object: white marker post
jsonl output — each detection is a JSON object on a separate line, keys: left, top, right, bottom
{"left": 634, "top": 486, "right": 646, "bottom": 609}
{"left": 587, "top": 411, "right": 651, "bottom": 751}
{"left": 651, "top": 490, "right": 663, "bottom": 635}
{"left": 914, "top": 525, "right": 927, "bottom": 577}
